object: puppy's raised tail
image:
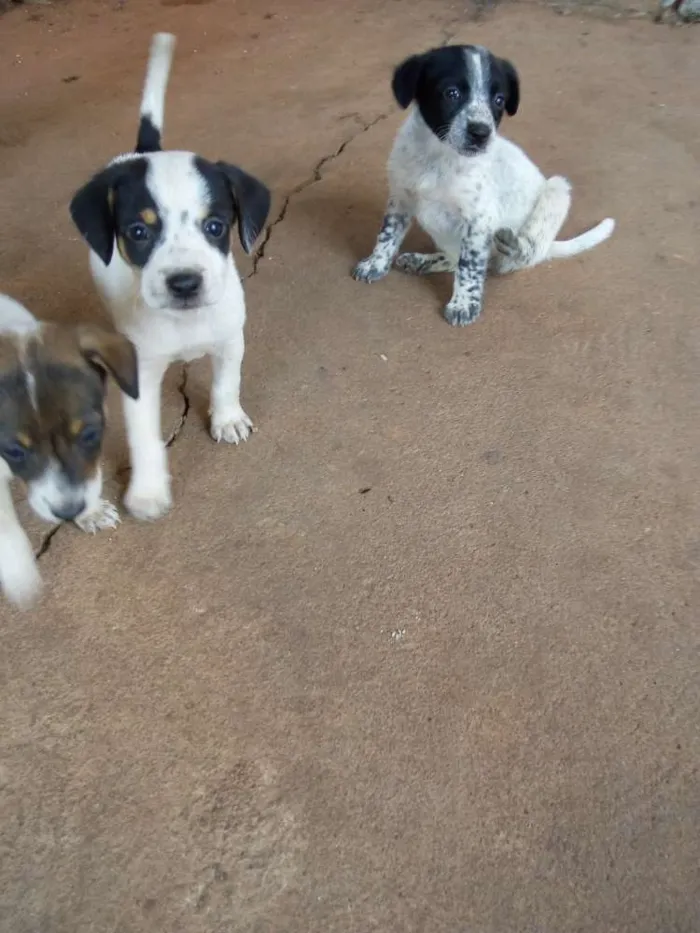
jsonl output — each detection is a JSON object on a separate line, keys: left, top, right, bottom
{"left": 135, "top": 32, "right": 177, "bottom": 154}
{"left": 548, "top": 217, "right": 615, "bottom": 260}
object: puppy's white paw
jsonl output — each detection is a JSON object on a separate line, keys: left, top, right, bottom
{"left": 1, "top": 556, "right": 43, "bottom": 610}
{"left": 351, "top": 257, "right": 389, "bottom": 284}
{"left": 443, "top": 298, "right": 482, "bottom": 327}
{"left": 75, "top": 499, "right": 120, "bottom": 534}
{"left": 210, "top": 407, "right": 254, "bottom": 445}
{"left": 124, "top": 479, "right": 172, "bottom": 522}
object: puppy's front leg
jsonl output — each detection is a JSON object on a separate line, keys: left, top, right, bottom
{"left": 444, "top": 223, "right": 492, "bottom": 327}
{"left": 123, "top": 358, "right": 172, "bottom": 521}
{"left": 0, "top": 467, "right": 42, "bottom": 609}
{"left": 352, "top": 196, "right": 413, "bottom": 284}
{"left": 75, "top": 466, "right": 121, "bottom": 534}
{"left": 210, "top": 336, "right": 253, "bottom": 445}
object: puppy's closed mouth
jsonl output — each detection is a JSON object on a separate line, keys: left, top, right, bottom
{"left": 170, "top": 296, "right": 207, "bottom": 311}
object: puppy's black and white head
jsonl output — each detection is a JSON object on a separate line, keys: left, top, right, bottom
{"left": 69, "top": 153, "right": 271, "bottom": 313}
{"left": 392, "top": 44, "right": 519, "bottom": 157}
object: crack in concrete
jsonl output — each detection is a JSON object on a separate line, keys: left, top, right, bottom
{"left": 247, "top": 113, "right": 389, "bottom": 279}
{"left": 166, "top": 363, "right": 191, "bottom": 449}
{"left": 35, "top": 524, "right": 61, "bottom": 561}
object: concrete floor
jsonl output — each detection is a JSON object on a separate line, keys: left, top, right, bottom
{"left": 1, "top": 1, "right": 699, "bottom": 930}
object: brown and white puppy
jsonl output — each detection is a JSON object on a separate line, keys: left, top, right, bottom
{"left": 0, "top": 294, "right": 139, "bottom": 609}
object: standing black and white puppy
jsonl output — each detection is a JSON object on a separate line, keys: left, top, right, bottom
{"left": 0, "top": 294, "right": 138, "bottom": 608}
{"left": 352, "top": 44, "right": 615, "bottom": 326}
{"left": 69, "top": 34, "right": 271, "bottom": 521}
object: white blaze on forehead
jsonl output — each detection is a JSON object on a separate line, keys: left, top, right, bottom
{"left": 145, "top": 151, "right": 212, "bottom": 224}
{"left": 24, "top": 367, "right": 38, "bottom": 412}
{"left": 464, "top": 46, "right": 490, "bottom": 104}
{"left": 0, "top": 295, "right": 40, "bottom": 412}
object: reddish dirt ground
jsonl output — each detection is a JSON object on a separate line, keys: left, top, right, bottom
{"left": 1, "top": 1, "right": 699, "bottom": 931}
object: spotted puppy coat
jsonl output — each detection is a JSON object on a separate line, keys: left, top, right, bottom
{"left": 353, "top": 44, "right": 615, "bottom": 325}
{"left": 69, "top": 34, "right": 271, "bottom": 521}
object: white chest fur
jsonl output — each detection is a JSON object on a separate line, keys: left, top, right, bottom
{"left": 388, "top": 110, "right": 546, "bottom": 258}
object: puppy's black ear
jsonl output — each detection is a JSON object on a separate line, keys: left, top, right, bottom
{"left": 216, "top": 163, "right": 271, "bottom": 254}
{"left": 69, "top": 170, "right": 117, "bottom": 266}
{"left": 498, "top": 57, "right": 520, "bottom": 117}
{"left": 78, "top": 327, "right": 140, "bottom": 400}
{"left": 392, "top": 54, "right": 425, "bottom": 109}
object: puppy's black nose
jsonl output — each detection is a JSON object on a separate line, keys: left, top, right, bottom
{"left": 467, "top": 121, "right": 491, "bottom": 141}
{"left": 51, "top": 500, "right": 85, "bottom": 522}
{"left": 166, "top": 271, "right": 203, "bottom": 299}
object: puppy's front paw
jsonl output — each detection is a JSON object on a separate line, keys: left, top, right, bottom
{"left": 351, "top": 257, "right": 389, "bottom": 284}
{"left": 1, "top": 557, "right": 43, "bottom": 610}
{"left": 75, "top": 499, "right": 120, "bottom": 534}
{"left": 443, "top": 299, "right": 482, "bottom": 327}
{"left": 210, "top": 407, "right": 254, "bottom": 444}
{"left": 124, "top": 479, "right": 172, "bottom": 522}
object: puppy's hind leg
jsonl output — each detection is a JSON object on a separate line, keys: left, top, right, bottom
{"left": 210, "top": 335, "right": 253, "bottom": 445}
{"left": 395, "top": 251, "right": 455, "bottom": 276}
{"left": 352, "top": 196, "right": 413, "bottom": 283}
{"left": 493, "top": 176, "right": 572, "bottom": 274}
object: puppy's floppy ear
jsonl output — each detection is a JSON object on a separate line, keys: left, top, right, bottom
{"left": 498, "top": 57, "right": 520, "bottom": 117}
{"left": 392, "top": 54, "right": 426, "bottom": 109}
{"left": 78, "top": 327, "right": 139, "bottom": 400}
{"left": 69, "top": 169, "right": 117, "bottom": 266}
{"left": 216, "top": 163, "right": 271, "bottom": 254}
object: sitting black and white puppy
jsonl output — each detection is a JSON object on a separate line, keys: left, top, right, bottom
{"left": 69, "top": 34, "right": 271, "bottom": 521}
{"left": 0, "top": 294, "right": 138, "bottom": 608}
{"left": 352, "top": 44, "right": 615, "bottom": 326}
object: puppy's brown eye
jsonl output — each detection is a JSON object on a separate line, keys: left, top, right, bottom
{"left": 203, "top": 217, "right": 226, "bottom": 239}
{"left": 443, "top": 86, "right": 461, "bottom": 101}
{"left": 126, "top": 222, "right": 151, "bottom": 243}
{"left": 2, "top": 441, "right": 28, "bottom": 465}
{"left": 494, "top": 93, "right": 506, "bottom": 108}
{"left": 78, "top": 425, "right": 101, "bottom": 449}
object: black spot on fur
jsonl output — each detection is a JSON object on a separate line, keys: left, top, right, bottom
{"left": 195, "top": 157, "right": 271, "bottom": 254}
{"left": 135, "top": 115, "right": 161, "bottom": 154}
{"left": 69, "top": 158, "right": 161, "bottom": 267}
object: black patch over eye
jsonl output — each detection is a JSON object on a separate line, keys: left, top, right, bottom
{"left": 126, "top": 222, "right": 152, "bottom": 243}
{"left": 2, "top": 442, "right": 28, "bottom": 465}
{"left": 493, "top": 93, "right": 506, "bottom": 109}
{"left": 203, "top": 217, "right": 227, "bottom": 240}
{"left": 78, "top": 425, "right": 102, "bottom": 449}
{"left": 443, "top": 86, "right": 462, "bottom": 102}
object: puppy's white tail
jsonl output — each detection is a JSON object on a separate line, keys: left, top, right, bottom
{"left": 135, "top": 32, "right": 177, "bottom": 154}
{"left": 547, "top": 217, "right": 615, "bottom": 260}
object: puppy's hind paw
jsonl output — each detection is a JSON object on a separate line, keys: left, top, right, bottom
{"left": 210, "top": 407, "right": 254, "bottom": 445}
{"left": 75, "top": 499, "right": 120, "bottom": 534}
{"left": 494, "top": 227, "right": 521, "bottom": 258}
{"left": 351, "top": 257, "right": 389, "bottom": 284}
{"left": 494, "top": 228, "right": 536, "bottom": 266}
{"left": 395, "top": 252, "right": 424, "bottom": 275}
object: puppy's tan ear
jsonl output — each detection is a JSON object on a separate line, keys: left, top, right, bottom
{"left": 78, "top": 327, "right": 139, "bottom": 400}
